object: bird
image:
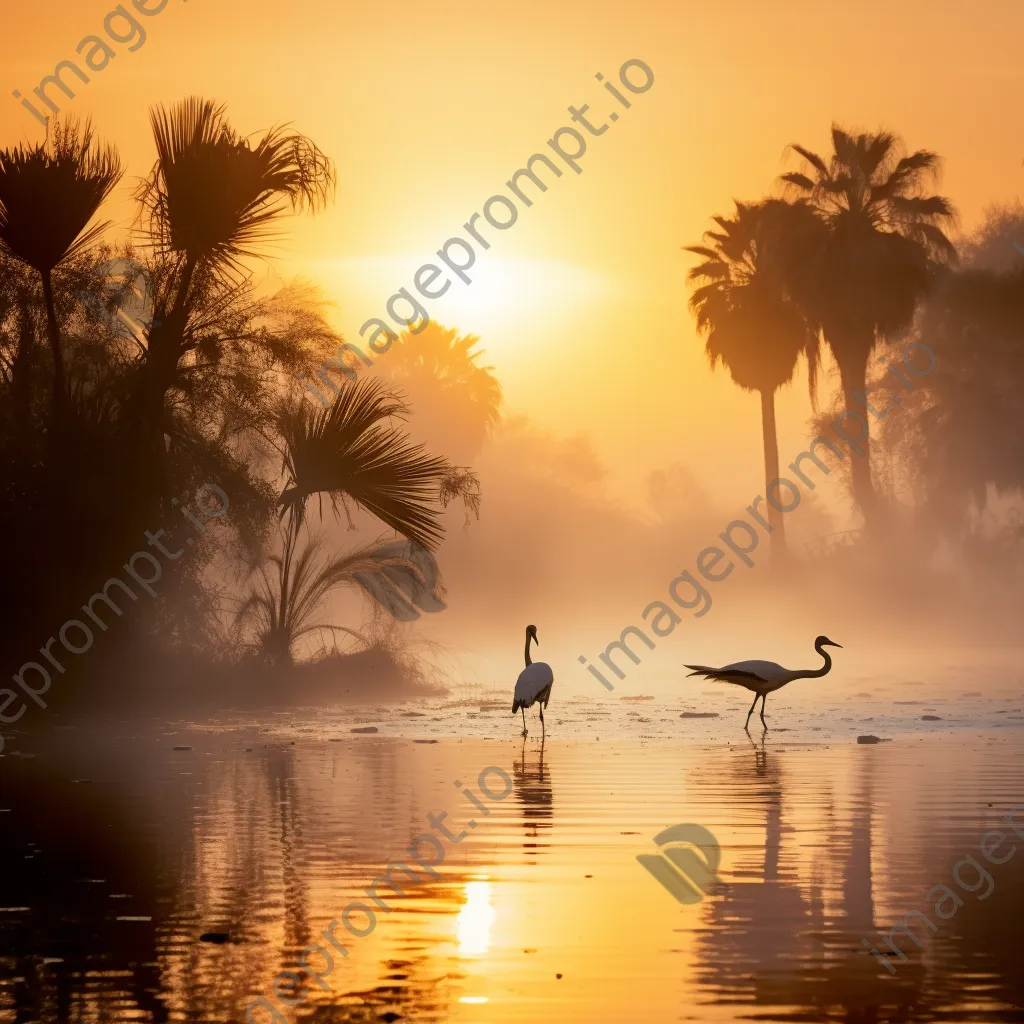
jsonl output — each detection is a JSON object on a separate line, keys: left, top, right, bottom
{"left": 512, "top": 624, "right": 554, "bottom": 738}
{"left": 685, "top": 635, "right": 842, "bottom": 731}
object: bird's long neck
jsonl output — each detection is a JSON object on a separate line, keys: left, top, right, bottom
{"left": 795, "top": 641, "right": 832, "bottom": 680}
{"left": 524, "top": 634, "right": 533, "bottom": 667}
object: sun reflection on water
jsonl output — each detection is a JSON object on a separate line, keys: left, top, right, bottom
{"left": 456, "top": 880, "right": 496, "bottom": 956}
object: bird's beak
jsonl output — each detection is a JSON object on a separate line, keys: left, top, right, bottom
{"left": 832, "top": 642, "right": 843, "bottom": 649}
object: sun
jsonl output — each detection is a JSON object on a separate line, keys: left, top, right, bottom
{"left": 306, "top": 254, "right": 617, "bottom": 367}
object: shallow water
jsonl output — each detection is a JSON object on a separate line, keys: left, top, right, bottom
{"left": 2, "top": 702, "right": 1024, "bottom": 1023}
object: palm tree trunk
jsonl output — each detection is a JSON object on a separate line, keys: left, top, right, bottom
{"left": 837, "top": 348, "right": 880, "bottom": 528}
{"left": 12, "top": 294, "right": 35, "bottom": 422}
{"left": 40, "top": 270, "right": 64, "bottom": 424}
{"left": 138, "top": 255, "right": 198, "bottom": 501}
{"left": 759, "top": 388, "right": 786, "bottom": 561}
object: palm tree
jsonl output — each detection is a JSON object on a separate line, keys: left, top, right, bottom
{"left": 135, "top": 98, "right": 335, "bottom": 459}
{"left": 277, "top": 375, "right": 453, "bottom": 551}
{"left": 778, "top": 126, "right": 957, "bottom": 522}
{"left": 373, "top": 322, "right": 503, "bottom": 462}
{"left": 238, "top": 375, "right": 479, "bottom": 664}
{"left": 685, "top": 201, "right": 818, "bottom": 559}
{"left": 235, "top": 530, "right": 420, "bottom": 666}
{"left": 0, "top": 118, "right": 122, "bottom": 419}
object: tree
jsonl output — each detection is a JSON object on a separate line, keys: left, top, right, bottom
{"left": 277, "top": 375, "right": 453, "bottom": 550}
{"left": 0, "top": 255, "right": 42, "bottom": 421}
{"left": 778, "top": 126, "right": 957, "bottom": 523}
{"left": 135, "top": 98, "right": 335, "bottom": 476}
{"left": 0, "top": 118, "right": 122, "bottom": 420}
{"left": 235, "top": 531, "right": 419, "bottom": 666}
{"left": 883, "top": 225, "right": 1024, "bottom": 538}
{"left": 237, "top": 376, "right": 480, "bottom": 665}
{"left": 372, "top": 322, "right": 502, "bottom": 462}
{"left": 685, "top": 201, "right": 818, "bottom": 559}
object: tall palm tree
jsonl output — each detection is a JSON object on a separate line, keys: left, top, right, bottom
{"left": 135, "top": 98, "right": 335, "bottom": 459}
{"left": 0, "top": 118, "right": 122, "bottom": 418}
{"left": 685, "top": 201, "right": 818, "bottom": 559}
{"left": 778, "top": 126, "right": 957, "bottom": 522}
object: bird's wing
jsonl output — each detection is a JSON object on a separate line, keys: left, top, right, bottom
{"left": 721, "top": 660, "right": 788, "bottom": 682}
{"left": 685, "top": 660, "right": 783, "bottom": 685}
{"left": 513, "top": 662, "right": 554, "bottom": 711}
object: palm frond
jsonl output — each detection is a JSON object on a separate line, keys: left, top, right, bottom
{"left": 138, "top": 97, "right": 335, "bottom": 279}
{"left": 779, "top": 171, "right": 816, "bottom": 193}
{"left": 683, "top": 200, "right": 815, "bottom": 395}
{"left": 788, "top": 144, "right": 830, "bottom": 178}
{"left": 235, "top": 530, "right": 423, "bottom": 663}
{"left": 278, "top": 375, "right": 449, "bottom": 550}
{"left": 0, "top": 117, "right": 123, "bottom": 273}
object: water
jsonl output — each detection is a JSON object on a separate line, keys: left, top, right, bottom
{"left": 2, "top": 700, "right": 1024, "bottom": 1022}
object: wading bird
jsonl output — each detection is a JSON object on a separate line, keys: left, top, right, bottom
{"left": 512, "top": 624, "right": 554, "bottom": 738}
{"left": 685, "top": 636, "right": 842, "bottom": 731}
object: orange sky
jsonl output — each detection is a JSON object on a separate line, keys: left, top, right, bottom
{"left": 3, "top": 0, "right": 1024, "bottom": 513}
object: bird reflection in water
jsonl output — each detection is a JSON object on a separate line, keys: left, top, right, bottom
{"left": 692, "top": 733, "right": 934, "bottom": 1019}
{"left": 514, "top": 736, "right": 553, "bottom": 855}
{"left": 692, "top": 733, "right": 822, "bottom": 999}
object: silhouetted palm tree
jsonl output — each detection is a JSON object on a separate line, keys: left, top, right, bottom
{"left": 235, "top": 531, "right": 418, "bottom": 666}
{"left": 277, "top": 376, "right": 453, "bottom": 551}
{"left": 0, "top": 118, "right": 122, "bottom": 418}
{"left": 686, "top": 201, "right": 818, "bottom": 558}
{"left": 374, "top": 322, "right": 503, "bottom": 461}
{"left": 779, "top": 126, "right": 957, "bottom": 522}
{"left": 244, "top": 376, "right": 477, "bottom": 663}
{"left": 135, "top": 98, "right": 335, "bottom": 458}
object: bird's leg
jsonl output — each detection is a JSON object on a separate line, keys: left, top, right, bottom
{"left": 540, "top": 702, "right": 545, "bottom": 738}
{"left": 760, "top": 694, "right": 768, "bottom": 729}
{"left": 521, "top": 707, "right": 528, "bottom": 738}
{"left": 744, "top": 693, "right": 758, "bottom": 732}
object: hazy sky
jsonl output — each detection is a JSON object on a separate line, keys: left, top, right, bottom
{"left": 5, "top": 0, "right": 1023, "bottom": 511}
{"left": 5, "top": 0, "right": 1024, "bottom": 691}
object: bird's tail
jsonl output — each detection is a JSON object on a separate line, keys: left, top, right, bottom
{"left": 512, "top": 699, "right": 522, "bottom": 714}
{"left": 685, "top": 665, "right": 752, "bottom": 688}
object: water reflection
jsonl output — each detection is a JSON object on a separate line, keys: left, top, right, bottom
{"left": 696, "top": 733, "right": 817, "bottom": 1003}
{"left": 456, "top": 880, "right": 495, "bottom": 955}
{"left": 513, "top": 737, "right": 553, "bottom": 857}
{"left": 2, "top": 720, "right": 1024, "bottom": 1022}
